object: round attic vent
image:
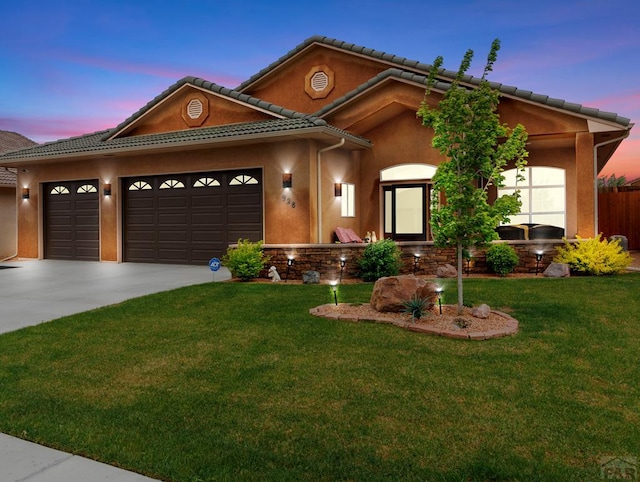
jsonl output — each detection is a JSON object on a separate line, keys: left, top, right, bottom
{"left": 187, "top": 99, "right": 204, "bottom": 119}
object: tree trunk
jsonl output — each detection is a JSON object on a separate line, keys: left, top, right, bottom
{"left": 457, "top": 241, "right": 464, "bottom": 314}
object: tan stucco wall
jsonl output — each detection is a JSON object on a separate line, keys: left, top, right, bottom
{"left": 16, "top": 139, "right": 349, "bottom": 261}
{"left": 0, "top": 187, "right": 16, "bottom": 259}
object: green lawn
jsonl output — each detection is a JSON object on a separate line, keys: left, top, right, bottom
{"left": 0, "top": 275, "right": 638, "bottom": 481}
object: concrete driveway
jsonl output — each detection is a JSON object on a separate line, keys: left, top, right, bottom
{"left": 0, "top": 258, "right": 230, "bottom": 482}
{"left": 0, "top": 259, "right": 229, "bottom": 334}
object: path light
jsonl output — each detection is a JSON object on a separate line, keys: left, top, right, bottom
{"left": 435, "top": 286, "right": 444, "bottom": 315}
{"left": 413, "top": 254, "right": 421, "bottom": 274}
{"left": 330, "top": 281, "right": 338, "bottom": 306}
{"left": 535, "top": 250, "right": 544, "bottom": 276}
{"left": 339, "top": 256, "right": 346, "bottom": 282}
{"left": 285, "top": 256, "right": 295, "bottom": 282}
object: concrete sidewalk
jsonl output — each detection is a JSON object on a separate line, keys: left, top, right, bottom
{"left": 0, "top": 259, "right": 231, "bottom": 481}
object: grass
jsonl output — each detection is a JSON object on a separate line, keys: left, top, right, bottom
{"left": 0, "top": 275, "right": 639, "bottom": 481}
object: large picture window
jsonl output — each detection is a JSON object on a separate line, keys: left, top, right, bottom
{"left": 499, "top": 167, "right": 566, "bottom": 228}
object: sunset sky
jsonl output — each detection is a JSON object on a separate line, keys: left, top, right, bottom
{"left": 1, "top": 0, "right": 638, "bottom": 178}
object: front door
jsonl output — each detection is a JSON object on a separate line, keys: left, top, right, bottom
{"left": 383, "top": 183, "right": 428, "bottom": 241}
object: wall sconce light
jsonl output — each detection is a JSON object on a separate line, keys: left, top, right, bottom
{"left": 413, "top": 254, "right": 421, "bottom": 273}
{"left": 334, "top": 183, "right": 342, "bottom": 197}
{"left": 435, "top": 286, "right": 444, "bottom": 315}
{"left": 535, "top": 250, "right": 544, "bottom": 276}
{"left": 330, "top": 281, "right": 338, "bottom": 306}
{"left": 21, "top": 188, "right": 30, "bottom": 200}
{"left": 103, "top": 183, "right": 112, "bottom": 196}
{"left": 282, "top": 173, "right": 292, "bottom": 189}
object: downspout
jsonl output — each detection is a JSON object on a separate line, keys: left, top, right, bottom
{"left": 317, "top": 138, "right": 345, "bottom": 243}
{"left": 593, "top": 131, "right": 630, "bottom": 237}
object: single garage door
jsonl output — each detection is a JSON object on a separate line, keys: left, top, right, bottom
{"left": 123, "top": 169, "right": 263, "bottom": 265}
{"left": 44, "top": 180, "right": 100, "bottom": 261}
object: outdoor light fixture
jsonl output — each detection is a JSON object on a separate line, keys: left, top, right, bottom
{"left": 282, "top": 173, "right": 292, "bottom": 189}
{"left": 330, "top": 281, "right": 338, "bottom": 306}
{"left": 535, "top": 250, "right": 544, "bottom": 276}
{"left": 334, "top": 182, "right": 342, "bottom": 197}
{"left": 103, "top": 183, "right": 112, "bottom": 196}
{"left": 285, "top": 256, "right": 295, "bottom": 282}
{"left": 435, "top": 287, "right": 443, "bottom": 315}
{"left": 339, "top": 256, "right": 346, "bottom": 282}
{"left": 21, "top": 188, "right": 29, "bottom": 200}
{"left": 413, "top": 254, "right": 421, "bottom": 274}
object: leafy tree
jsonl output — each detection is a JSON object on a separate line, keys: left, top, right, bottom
{"left": 417, "top": 39, "right": 528, "bottom": 313}
{"left": 598, "top": 174, "right": 627, "bottom": 192}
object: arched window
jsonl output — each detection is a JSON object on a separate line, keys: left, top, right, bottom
{"left": 229, "top": 175, "right": 258, "bottom": 186}
{"left": 77, "top": 184, "right": 97, "bottom": 194}
{"left": 159, "top": 179, "right": 185, "bottom": 189}
{"left": 193, "top": 177, "right": 221, "bottom": 188}
{"left": 498, "top": 167, "right": 566, "bottom": 228}
{"left": 50, "top": 186, "right": 70, "bottom": 195}
{"left": 129, "top": 181, "right": 152, "bottom": 191}
{"left": 380, "top": 164, "right": 437, "bottom": 182}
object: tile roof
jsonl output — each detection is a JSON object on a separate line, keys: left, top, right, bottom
{"left": 105, "top": 76, "right": 335, "bottom": 141}
{"left": 0, "top": 118, "right": 370, "bottom": 163}
{"left": 0, "top": 131, "right": 37, "bottom": 185}
{"left": 0, "top": 167, "right": 17, "bottom": 186}
{"left": 239, "top": 35, "right": 632, "bottom": 128}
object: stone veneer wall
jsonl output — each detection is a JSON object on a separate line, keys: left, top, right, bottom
{"left": 259, "top": 240, "right": 566, "bottom": 281}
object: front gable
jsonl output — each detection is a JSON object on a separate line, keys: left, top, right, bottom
{"left": 238, "top": 41, "right": 395, "bottom": 115}
{"left": 109, "top": 81, "right": 280, "bottom": 139}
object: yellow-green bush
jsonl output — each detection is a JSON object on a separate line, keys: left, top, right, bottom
{"left": 553, "top": 234, "right": 632, "bottom": 275}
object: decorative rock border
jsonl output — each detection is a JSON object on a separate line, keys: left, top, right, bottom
{"left": 309, "top": 304, "right": 519, "bottom": 340}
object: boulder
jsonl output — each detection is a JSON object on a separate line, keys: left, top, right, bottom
{"left": 543, "top": 263, "right": 570, "bottom": 278}
{"left": 370, "top": 275, "right": 439, "bottom": 312}
{"left": 472, "top": 304, "right": 491, "bottom": 319}
{"left": 436, "top": 264, "right": 458, "bottom": 278}
{"left": 302, "top": 270, "right": 320, "bottom": 284}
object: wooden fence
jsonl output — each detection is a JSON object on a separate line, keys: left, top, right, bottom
{"left": 598, "top": 191, "right": 640, "bottom": 250}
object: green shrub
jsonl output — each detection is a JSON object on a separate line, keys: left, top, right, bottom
{"left": 357, "top": 239, "right": 402, "bottom": 281}
{"left": 486, "top": 243, "right": 519, "bottom": 276}
{"left": 222, "top": 239, "right": 270, "bottom": 281}
{"left": 553, "top": 234, "right": 632, "bottom": 275}
{"left": 402, "top": 295, "right": 431, "bottom": 323}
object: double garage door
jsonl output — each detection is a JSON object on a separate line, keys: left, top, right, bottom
{"left": 43, "top": 169, "right": 263, "bottom": 265}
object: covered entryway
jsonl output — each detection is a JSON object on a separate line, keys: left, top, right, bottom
{"left": 44, "top": 180, "right": 99, "bottom": 261}
{"left": 123, "top": 169, "right": 262, "bottom": 264}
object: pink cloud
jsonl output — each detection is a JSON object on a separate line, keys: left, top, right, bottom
{"left": 600, "top": 136, "right": 640, "bottom": 180}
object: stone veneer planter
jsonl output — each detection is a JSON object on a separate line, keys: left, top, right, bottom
{"left": 259, "top": 240, "right": 566, "bottom": 281}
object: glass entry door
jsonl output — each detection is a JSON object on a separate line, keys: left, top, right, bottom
{"left": 383, "top": 183, "right": 428, "bottom": 241}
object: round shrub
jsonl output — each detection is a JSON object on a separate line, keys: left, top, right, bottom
{"left": 486, "top": 243, "right": 519, "bottom": 276}
{"left": 358, "top": 239, "right": 402, "bottom": 281}
{"left": 222, "top": 239, "right": 270, "bottom": 281}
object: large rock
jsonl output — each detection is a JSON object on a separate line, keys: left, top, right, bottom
{"left": 543, "top": 263, "right": 570, "bottom": 278}
{"left": 303, "top": 270, "right": 320, "bottom": 284}
{"left": 436, "top": 264, "right": 457, "bottom": 278}
{"left": 472, "top": 304, "right": 491, "bottom": 319}
{"left": 370, "top": 275, "right": 439, "bottom": 312}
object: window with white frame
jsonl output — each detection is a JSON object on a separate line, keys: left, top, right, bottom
{"left": 498, "top": 166, "right": 566, "bottom": 228}
{"left": 341, "top": 183, "right": 355, "bottom": 217}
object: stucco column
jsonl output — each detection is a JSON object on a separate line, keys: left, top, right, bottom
{"left": 575, "top": 131, "right": 595, "bottom": 237}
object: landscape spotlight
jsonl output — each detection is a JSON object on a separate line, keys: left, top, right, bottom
{"left": 339, "top": 257, "right": 346, "bottom": 282}
{"left": 285, "top": 256, "right": 295, "bottom": 282}
{"left": 413, "top": 254, "right": 421, "bottom": 273}
{"left": 330, "top": 281, "right": 338, "bottom": 306}
{"left": 435, "top": 286, "right": 444, "bottom": 315}
{"left": 535, "top": 250, "right": 544, "bottom": 275}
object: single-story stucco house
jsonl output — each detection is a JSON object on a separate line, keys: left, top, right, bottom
{"left": 0, "top": 36, "right": 633, "bottom": 265}
{"left": 0, "top": 131, "right": 37, "bottom": 259}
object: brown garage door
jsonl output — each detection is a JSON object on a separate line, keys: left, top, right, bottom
{"left": 123, "top": 169, "right": 263, "bottom": 265}
{"left": 44, "top": 180, "right": 100, "bottom": 261}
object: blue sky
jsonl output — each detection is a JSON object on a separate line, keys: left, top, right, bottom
{"left": 1, "top": 0, "right": 638, "bottom": 177}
